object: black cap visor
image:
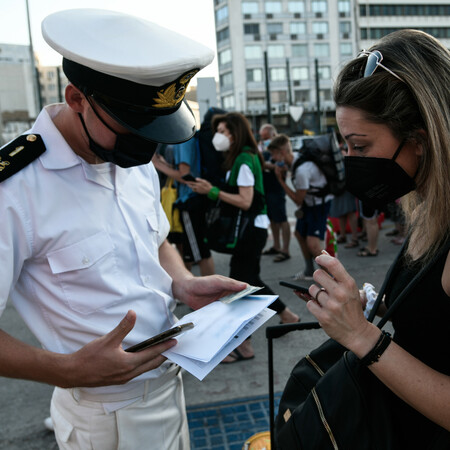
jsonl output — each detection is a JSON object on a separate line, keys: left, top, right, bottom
{"left": 63, "top": 58, "right": 197, "bottom": 144}
{"left": 94, "top": 94, "right": 196, "bottom": 144}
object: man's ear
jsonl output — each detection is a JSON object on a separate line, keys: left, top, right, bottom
{"left": 65, "top": 83, "right": 85, "bottom": 113}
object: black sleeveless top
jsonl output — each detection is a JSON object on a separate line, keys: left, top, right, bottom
{"left": 383, "top": 248, "right": 450, "bottom": 449}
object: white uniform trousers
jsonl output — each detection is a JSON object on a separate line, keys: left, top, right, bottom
{"left": 50, "top": 370, "right": 190, "bottom": 450}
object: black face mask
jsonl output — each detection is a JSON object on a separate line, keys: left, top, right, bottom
{"left": 78, "top": 106, "right": 159, "bottom": 168}
{"left": 344, "top": 140, "right": 416, "bottom": 209}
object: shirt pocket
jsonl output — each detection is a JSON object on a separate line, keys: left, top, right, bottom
{"left": 47, "top": 231, "right": 125, "bottom": 315}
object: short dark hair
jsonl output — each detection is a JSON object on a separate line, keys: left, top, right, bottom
{"left": 267, "top": 134, "right": 290, "bottom": 151}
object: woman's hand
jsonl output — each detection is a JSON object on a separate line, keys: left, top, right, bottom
{"left": 305, "top": 252, "right": 375, "bottom": 351}
{"left": 186, "top": 178, "right": 212, "bottom": 195}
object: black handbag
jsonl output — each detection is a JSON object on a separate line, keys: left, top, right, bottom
{"left": 275, "top": 238, "right": 450, "bottom": 450}
{"left": 205, "top": 187, "right": 264, "bottom": 255}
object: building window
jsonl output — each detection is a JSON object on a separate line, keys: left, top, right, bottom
{"left": 290, "top": 22, "right": 306, "bottom": 34}
{"left": 267, "top": 23, "right": 283, "bottom": 34}
{"left": 219, "top": 48, "right": 232, "bottom": 65}
{"left": 292, "top": 66, "right": 309, "bottom": 80}
{"left": 245, "top": 45, "right": 263, "bottom": 59}
{"left": 220, "top": 72, "right": 233, "bottom": 88}
{"left": 340, "top": 42, "right": 352, "bottom": 56}
{"left": 292, "top": 44, "right": 308, "bottom": 58}
{"left": 244, "top": 23, "right": 260, "bottom": 34}
{"left": 265, "top": 1, "right": 282, "bottom": 14}
{"left": 216, "top": 5, "right": 228, "bottom": 22}
{"left": 338, "top": 0, "right": 351, "bottom": 16}
{"left": 46, "top": 71, "right": 55, "bottom": 81}
{"left": 294, "top": 90, "right": 309, "bottom": 103}
{"left": 314, "top": 43, "right": 329, "bottom": 58}
{"left": 270, "top": 67, "right": 286, "bottom": 81}
{"left": 312, "top": 22, "right": 328, "bottom": 35}
{"left": 311, "top": 0, "right": 327, "bottom": 14}
{"left": 318, "top": 66, "right": 331, "bottom": 79}
{"left": 339, "top": 21, "right": 351, "bottom": 38}
{"left": 242, "top": 1, "right": 259, "bottom": 14}
{"left": 247, "top": 68, "right": 263, "bottom": 82}
{"left": 248, "top": 98, "right": 266, "bottom": 108}
{"left": 217, "top": 27, "right": 230, "bottom": 43}
{"left": 268, "top": 44, "right": 285, "bottom": 58}
{"left": 222, "top": 95, "right": 235, "bottom": 110}
{"left": 271, "top": 91, "right": 287, "bottom": 103}
{"left": 288, "top": 1, "right": 305, "bottom": 14}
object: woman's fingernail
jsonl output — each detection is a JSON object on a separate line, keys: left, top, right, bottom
{"left": 321, "top": 249, "right": 330, "bottom": 255}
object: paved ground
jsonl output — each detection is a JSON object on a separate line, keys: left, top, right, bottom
{"left": 0, "top": 205, "right": 400, "bottom": 449}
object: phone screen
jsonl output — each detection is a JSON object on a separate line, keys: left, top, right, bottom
{"left": 279, "top": 281, "right": 310, "bottom": 295}
{"left": 125, "top": 322, "right": 194, "bottom": 353}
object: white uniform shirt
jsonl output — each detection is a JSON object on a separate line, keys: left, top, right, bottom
{"left": 0, "top": 104, "right": 175, "bottom": 393}
{"left": 291, "top": 153, "right": 334, "bottom": 207}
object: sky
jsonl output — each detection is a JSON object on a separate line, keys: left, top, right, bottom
{"left": 0, "top": 0, "right": 219, "bottom": 81}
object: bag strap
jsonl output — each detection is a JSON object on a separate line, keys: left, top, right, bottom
{"left": 369, "top": 237, "right": 450, "bottom": 328}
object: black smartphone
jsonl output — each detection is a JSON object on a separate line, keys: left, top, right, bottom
{"left": 125, "top": 322, "right": 194, "bottom": 353}
{"left": 279, "top": 281, "right": 310, "bottom": 295}
{"left": 182, "top": 174, "right": 196, "bottom": 182}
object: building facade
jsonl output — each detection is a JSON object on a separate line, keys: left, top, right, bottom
{"left": 214, "top": 0, "right": 450, "bottom": 134}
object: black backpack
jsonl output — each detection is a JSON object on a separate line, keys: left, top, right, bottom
{"left": 196, "top": 107, "right": 228, "bottom": 188}
{"left": 291, "top": 131, "right": 346, "bottom": 198}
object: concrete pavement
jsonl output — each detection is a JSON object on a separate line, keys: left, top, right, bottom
{"left": 0, "top": 208, "right": 400, "bottom": 449}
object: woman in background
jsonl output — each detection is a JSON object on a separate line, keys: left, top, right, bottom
{"left": 190, "top": 112, "right": 299, "bottom": 362}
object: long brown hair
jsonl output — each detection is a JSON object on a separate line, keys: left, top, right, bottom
{"left": 212, "top": 112, "right": 264, "bottom": 170}
{"left": 334, "top": 29, "right": 450, "bottom": 262}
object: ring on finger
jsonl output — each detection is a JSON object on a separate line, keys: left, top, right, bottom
{"left": 314, "top": 287, "right": 327, "bottom": 303}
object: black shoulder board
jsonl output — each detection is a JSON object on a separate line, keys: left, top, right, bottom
{"left": 0, "top": 134, "right": 46, "bottom": 183}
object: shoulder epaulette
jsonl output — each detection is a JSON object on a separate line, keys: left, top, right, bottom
{"left": 0, "top": 134, "right": 46, "bottom": 183}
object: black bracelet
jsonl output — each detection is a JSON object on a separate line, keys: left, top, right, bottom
{"left": 359, "top": 331, "right": 392, "bottom": 366}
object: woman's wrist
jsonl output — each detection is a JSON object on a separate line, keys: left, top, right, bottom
{"left": 207, "top": 186, "right": 220, "bottom": 201}
{"left": 346, "top": 323, "right": 381, "bottom": 359}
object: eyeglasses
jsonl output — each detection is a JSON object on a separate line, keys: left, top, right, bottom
{"left": 359, "top": 50, "right": 404, "bottom": 83}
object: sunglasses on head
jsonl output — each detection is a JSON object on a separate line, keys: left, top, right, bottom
{"left": 358, "top": 50, "right": 404, "bottom": 82}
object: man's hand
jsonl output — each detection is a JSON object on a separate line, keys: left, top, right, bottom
{"left": 62, "top": 310, "right": 176, "bottom": 388}
{"left": 172, "top": 275, "right": 247, "bottom": 310}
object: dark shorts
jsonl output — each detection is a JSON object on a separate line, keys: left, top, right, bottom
{"left": 295, "top": 200, "right": 331, "bottom": 239}
{"left": 180, "top": 208, "right": 211, "bottom": 263}
{"left": 266, "top": 191, "right": 287, "bottom": 223}
{"left": 359, "top": 201, "right": 379, "bottom": 220}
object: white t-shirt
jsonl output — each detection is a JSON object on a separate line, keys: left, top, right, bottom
{"left": 226, "top": 164, "right": 270, "bottom": 229}
{"left": 291, "top": 153, "right": 334, "bottom": 206}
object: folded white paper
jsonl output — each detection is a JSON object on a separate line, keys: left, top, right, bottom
{"left": 163, "top": 295, "right": 278, "bottom": 380}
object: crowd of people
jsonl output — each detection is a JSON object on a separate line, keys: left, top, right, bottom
{"left": 0, "top": 6, "right": 448, "bottom": 450}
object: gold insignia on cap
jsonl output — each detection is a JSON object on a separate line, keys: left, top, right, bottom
{"left": 0, "top": 157, "right": 11, "bottom": 172}
{"left": 9, "top": 146, "right": 25, "bottom": 157}
{"left": 152, "top": 69, "right": 199, "bottom": 108}
{"left": 26, "top": 134, "right": 37, "bottom": 142}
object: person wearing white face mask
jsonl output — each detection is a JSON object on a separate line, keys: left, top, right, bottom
{"left": 188, "top": 113, "right": 300, "bottom": 362}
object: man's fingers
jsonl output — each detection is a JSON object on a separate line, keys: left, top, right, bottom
{"left": 107, "top": 310, "right": 137, "bottom": 346}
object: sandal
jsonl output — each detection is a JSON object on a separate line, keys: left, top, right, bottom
{"left": 357, "top": 248, "right": 378, "bottom": 257}
{"left": 337, "top": 235, "right": 347, "bottom": 244}
{"left": 344, "top": 239, "right": 359, "bottom": 249}
{"left": 262, "top": 247, "right": 279, "bottom": 255}
{"left": 273, "top": 252, "right": 291, "bottom": 263}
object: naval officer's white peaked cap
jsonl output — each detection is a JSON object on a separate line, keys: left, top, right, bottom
{"left": 41, "top": 8, "right": 215, "bottom": 144}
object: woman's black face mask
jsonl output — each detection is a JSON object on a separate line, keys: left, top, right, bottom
{"left": 78, "top": 100, "right": 159, "bottom": 168}
{"left": 344, "top": 140, "right": 416, "bottom": 209}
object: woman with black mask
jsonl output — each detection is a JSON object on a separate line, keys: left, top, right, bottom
{"left": 296, "top": 30, "right": 450, "bottom": 447}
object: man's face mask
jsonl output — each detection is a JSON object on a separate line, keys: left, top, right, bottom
{"left": 344, "top": 140, "right": 416, "bottom": 209}
{"left": 212, "top": 132, "right": 231, "bottom": 152}
{"left": 78, "top": 98, "right": 159, "bottom": 168}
